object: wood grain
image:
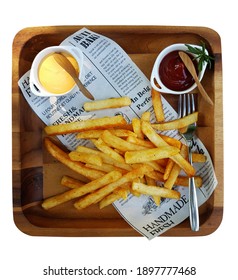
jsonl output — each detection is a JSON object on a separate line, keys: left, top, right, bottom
{"left": 12, "top": 25, "right": 223, "bottom": 237}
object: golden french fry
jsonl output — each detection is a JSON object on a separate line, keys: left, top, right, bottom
{"left": 141, "top": 121, "right": 167, "bottom": 146}
{"left": 129, "top": 178, "right": 142, "bottom": 197}
{"left": 45, "top": 115, "right": 127, "bottom": 135}
{"left": 76, "top": 145, "right": 132, "bottom": 171}
{"left": 113, "top": 184, "right": 131, "bottom": 197}
{"left": 83, "top": 96, "right": 131, "bottom": 111}
{"left": 141, "top": 111, "right": 151, "bottom": 122}
{"left": 99, "top": 187, "right": 129, "bottom": 209}
{"left": 61, "top": 175, "right": 85, "bottom": 189}
{"left": 126, "top": 136, "right": 155, "bottom": 148}
{"left": 132, "top": 118, "right": 144, "bottom": 139}
{"left": 142, "top": 161, "right": 165, "bottom": 173}
{"left": 163, "top": 159, "right": 175, "bottom": 180}
{"left": 139, "top": 176, "right": 146, "bottom": 184}
{"left": 74, "top": 165, "right": 153, "bottom": 210}
{"left": 151, "top": 87, "right": 165, "bottom": 122}
{"left": 152, "top": 196, "right": 161, "bottom": 206}
{"left": 175, "top": 176, "right": 203, "bottom": 188}
{"left": 101, "top": 130, "right": 145, "bottom": 152}
{"left": 44, "top": 138, "right": 105, "bottom": 180}
{"left": 141, "top": 121, "right": 195, "bottom": 176}
{"left": 156, "top": 158, "right": 168, "bottom": 167}
{"left": 145, "top": 176, "right": 161, "bottom": 205}
{"left": 75, "top": 145, "right": 103, "bottom": 155}
{"left": 160, "top": 134, "right": 182, "bottom": 149}
{"left": 164, "top": 144, "right": 188, "bottom": 189}
{"left": 179, "top": 127, "right": 188, "bottom": 133}
{"left": 132, "top": 182, "right": 181, "bottom": 199}
{"left": 76, "top": 129, "right": 136, "bottom": 139}
{"left": 164, "top": 163, "right": 181, "bottom": 189}
{"left": 76, "top": 130, "right": 103, "bottom": 139}
{"left": 192, "top": 153, "right": 207, "bottom": 163}
{"left": 125, "top": 146, "right": 180, "bottom": 164}
{"left": 91, "top": 138, "right": 125, "bottom": 163}
{"left": 152, "top": 112, "right": 198, "bottom": 131}
{"left": 69, "top": 151, "right": 103, "bottom": 166}
{"left": 42, "top": 170, "right": 122, "bottom": 210}
{"left": 170, "top": 154, "right": 195, "bottom": 177}
{"left": 144, "top": 170, "right": 164, "bottom": 181}
{"left": 85, "top": 163, "right": 127, "bottom": 174}
{"left": 99, "top": 192, "right": 122, "bottom": 209}
{"left": 145, "top": 175, "right": 156, "bottom": 186}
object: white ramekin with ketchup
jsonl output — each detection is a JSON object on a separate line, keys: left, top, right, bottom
{"left": 150, "top": 43, "right": 208, "bottom": 94}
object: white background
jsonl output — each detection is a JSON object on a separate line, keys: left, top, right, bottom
{"left": 0, "top": 0, "right": 236, "bottom": 278}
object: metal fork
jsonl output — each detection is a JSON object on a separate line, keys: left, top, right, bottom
{"left": 178, "top": 93, "right": 199, "bottom": 231}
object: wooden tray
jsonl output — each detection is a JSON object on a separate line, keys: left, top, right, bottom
{"left": 12, "top": 25, "right": 223, "bottom": 237}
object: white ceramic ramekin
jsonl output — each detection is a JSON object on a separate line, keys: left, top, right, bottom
{"left": 29, "top": 46, "right": 84, "bottom": 96}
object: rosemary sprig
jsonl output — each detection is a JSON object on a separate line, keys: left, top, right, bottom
{"left": 185, "top": 42, "right": 214, "bottom": 72}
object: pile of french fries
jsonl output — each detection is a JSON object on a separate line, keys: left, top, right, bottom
{"left": 42, "top": 90, "right": 205, "bottom": 211}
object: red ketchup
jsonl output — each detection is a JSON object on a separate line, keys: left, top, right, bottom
{"left": 159, "top": 51, "right": 198, "bottom": 91}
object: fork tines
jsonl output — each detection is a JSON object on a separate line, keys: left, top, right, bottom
{"left": 178, "top": 93, "right": 196, "bottom": 118}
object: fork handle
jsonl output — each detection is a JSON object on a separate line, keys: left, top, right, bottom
{"left": 188, "top": 146, "right": 199, "bottom": 231}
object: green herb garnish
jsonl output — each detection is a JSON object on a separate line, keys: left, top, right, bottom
{"left": 185, "top": 42, "right": 214, "bottom": 72}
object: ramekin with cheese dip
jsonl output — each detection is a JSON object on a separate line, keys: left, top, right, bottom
{"left": 30, "top": 46, "right": 84, "bottom": 96}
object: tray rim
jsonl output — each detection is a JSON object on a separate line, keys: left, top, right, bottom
{"left": 12, "top": 25, "right": 223, "bottom": 237}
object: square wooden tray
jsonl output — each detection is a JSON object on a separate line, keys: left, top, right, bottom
{"left": 12, "top": 25, "right": 223, "bottom": 237}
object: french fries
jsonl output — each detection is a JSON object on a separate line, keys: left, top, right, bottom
{"left": 164, "top": 144, "right": 188, "bottom": 189}
{"left": 76, "top": 145, "right": 132, "bottom": 171}
{"left": 83, "top": 96, "right": 131, "bottom": 111}
{"left": 151, "top": 87, "right": 165, "bottom": 122}
{"left": 99, "top": 186, "right": 130, "bottom": 209}
{"left": 42, "top": 86, "right": 205, "bottom": 213}
{"left": 132, "top": 118, "right": 144, "bottom": 139}
{"left": 126, "top": 136, "right": 155, "bottom": 148}
{"left": 99, "top": 192, "right": 123, "bottom": 209}
{"left": 141, "top": 111, "right": 151, "bottom": 122}
{"left": 176, "top": 176, "right": 203, "bottom": 188}
{"left": 152, "top": 112, "right": 198, "bottom": 131}
{"left": 192, "top": 153, "right": 207, "bottom": 162}
{"left": 69, "top": 151, "right": 103, "bottom": 166}
{"left": 44, "top": 138, "right": 105, "bottom": 180}
{"left": 76, "top": 129, "right": 136, "bottom": 139}
{"left": 101, "top": 130, "right": 145, "bottom": 152}
{"left": 74, "top": 165, "right": 153, "bottom": 210}
{"left": 132, "top": 182, "right": 181, "bottom": 199}
{"left": 125, "top": 146, "right": 180, "bottom": 164}
{"left": 61, "top": 175, "right": 85, "bottom": 189}
{"left": 91, "top": 138, "right": 125, "bottom": 163}
{"left": 42, "top": 170, "right": 122, "bottom": 210}
{"left": 141, "top": 121, "right": 196, "bottom": 177}
{"left": 45, "top": 115, "right": 127, "bottom": 135}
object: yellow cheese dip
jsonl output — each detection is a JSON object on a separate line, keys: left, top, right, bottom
{"left": 38, "top": 52, "right": 79, "bottom": 94}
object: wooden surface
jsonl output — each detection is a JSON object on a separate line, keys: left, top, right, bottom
{"left": 12, "top": 25, "right": 223, "bottom": 237}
